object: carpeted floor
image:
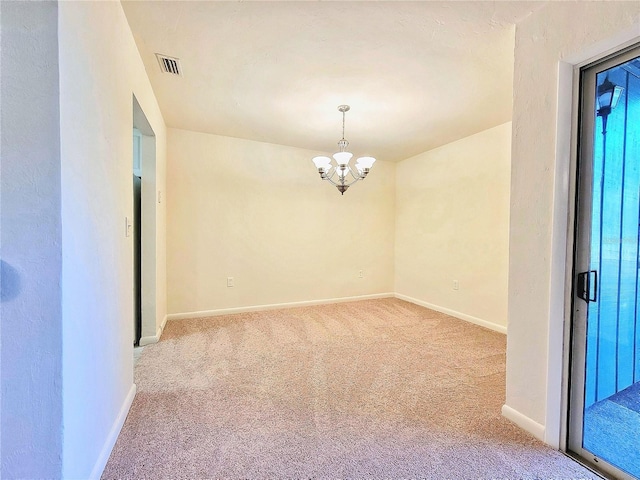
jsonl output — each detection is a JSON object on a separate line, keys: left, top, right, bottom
{"left": 103, "top": 298, "right": 597, "bottom": 479}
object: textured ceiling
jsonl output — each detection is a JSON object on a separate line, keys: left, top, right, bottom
{"left": 122, "top": 1, "right": 543, "bottom": 162}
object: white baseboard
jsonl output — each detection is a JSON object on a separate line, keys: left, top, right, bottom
{"left": 139, "top": 314, "right": 168, "bottom": 346}
{"left": 501, "top": 404, "right": 545, "bottom": 441}
{"left": 167, "top": 294, "right": 507, "bottom": 335}
{"left": 89, "top": 383, "right": 137, "bottom": 480}
{"left": 167, "top": 293, "right": 395, "bottom": 321}
{"left": 394, "top": 293, "right": 507, "bottom": 334}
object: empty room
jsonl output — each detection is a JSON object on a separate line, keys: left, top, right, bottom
{"left": 2, "top": 1, "right": 640, "bottom": 479}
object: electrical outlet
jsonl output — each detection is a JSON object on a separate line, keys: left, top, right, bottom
{"left": 358, "top": 270, "right": 364, "bottom": 278}
{"left": 227, "top": 277, "right": 234, "bottom": 288}
{"left": 453, "top": 280, "right": 459, "bottom": 290}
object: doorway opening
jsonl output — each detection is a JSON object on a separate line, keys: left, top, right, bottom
{"left": 132, "top": 96, "right": 157, "bottom": 348}
{"left": 569, "top": 45, "right": 640, "bottom": 480}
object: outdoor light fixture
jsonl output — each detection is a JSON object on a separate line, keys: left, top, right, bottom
{"left": 596, "top": 75, "right": 624, "bottom": 134}
{"left": 311, "top": 105, "right": 376, "bottom": 195}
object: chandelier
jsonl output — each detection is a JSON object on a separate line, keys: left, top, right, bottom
{"left": 311, "top": 105, "right": 376, "bottom": 195}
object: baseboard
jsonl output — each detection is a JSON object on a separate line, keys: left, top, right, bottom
{"left": 394, "top": 293, "right": 507, "bottom": 334}
{"left": 139, "top": 334, "right": 156, "bottom": 346}
{"left": 89, "top": 383, "right": 137, "bottom": 480}
{"left": 501, "top": 404, "right": 545, "bottom": 441}
{"left": 166, "top": 294, "right": 507, "bottom": 334}
{"left": 167, "top": 293, "right": 395, "bottom": 321}
{"left": 139, "top": 314, "right": 168, "bottom": 346}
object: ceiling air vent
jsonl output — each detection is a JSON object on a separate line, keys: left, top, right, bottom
{"left": 155, "top": 53, "right": 182, "bottom": 76}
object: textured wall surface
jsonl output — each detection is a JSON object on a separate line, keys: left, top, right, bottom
{"left": 507, "top": 1, "right": 640, "bottom": 434}
{"left": 58, "top": 2, "right": 167, "bottom": 477}
{"left": 395, "top": 123, "right": 511, "bottom": 330}
{"left": 166, "top": 128, "right": 395, "bottom": 315}
{"left": 0, "top": 2, "right": 63, "bottom": 477}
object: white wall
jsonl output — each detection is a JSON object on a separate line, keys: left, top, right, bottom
{"left": 507, "top": 1, "right": 640, "bottom": 443}
{"left": 141, "top": 133, "right": 159, "bottom": 339}
{"left": 395, "top": 123, "right": 511, "bottom": 332}
{"left": 58, "top": 2, "right": 167, "bottom": 478}
{"left": 167, "top": 128, "right": 395, "bottom": 315}
{"left": 0, "top": 2, "right": 63, "bottom": 477}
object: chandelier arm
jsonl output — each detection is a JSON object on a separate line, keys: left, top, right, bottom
{"left": 324, "top": 171, "right": 362, "bottom": 188}
{"left": 324, "top": 174, "right": 340, "bottom": 187}
{"left": 347, "top": 167, "right": 362, "bottom": 182}
{"left": 321, "top": 164, "right": 367, "bottom": 185}
{"left": 345, "top": 176, "right": 362, "bottom": 187}
{"left": 325, "top": 169, "right": 339, "bottom": 182}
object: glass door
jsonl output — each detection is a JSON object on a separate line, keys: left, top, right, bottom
{"left": 570, "top": 46, "right": 640, "bottom": 480}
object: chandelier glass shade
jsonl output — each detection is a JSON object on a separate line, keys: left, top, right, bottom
{"left": 312, "top": 105, "right": 376, "bottom": 195}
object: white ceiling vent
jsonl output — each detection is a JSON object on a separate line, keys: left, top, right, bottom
{"left": 155, "top": 53, "right": 182, "bottom": 76}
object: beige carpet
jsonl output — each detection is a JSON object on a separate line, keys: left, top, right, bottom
{"left": 103, "top": 298, "right": 596, "bottom": 479}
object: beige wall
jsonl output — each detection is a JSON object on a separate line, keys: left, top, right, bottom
{"left": 166, "top": 125, "right": 512, "bottom": 327}
{"left": 167, "top": 128, "right": 395, "bottom": 315}
{"left": 395, "top": 123, "right": 511, "bottom": 332}
{"left": 507, "top": 1, "right": 640, "bottom": 444}
{"left": 58, "top": 1, "right": 167, "bottom": 477}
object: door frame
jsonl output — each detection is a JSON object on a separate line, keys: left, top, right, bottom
{"left": 565, "top": 46, "right": 640, "bottom": 480}
{"left": 132, "top": 95, "right": 158, "bottom": 347}
{"left": 543, "top": 27, "right": 640, "bottom": 453}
